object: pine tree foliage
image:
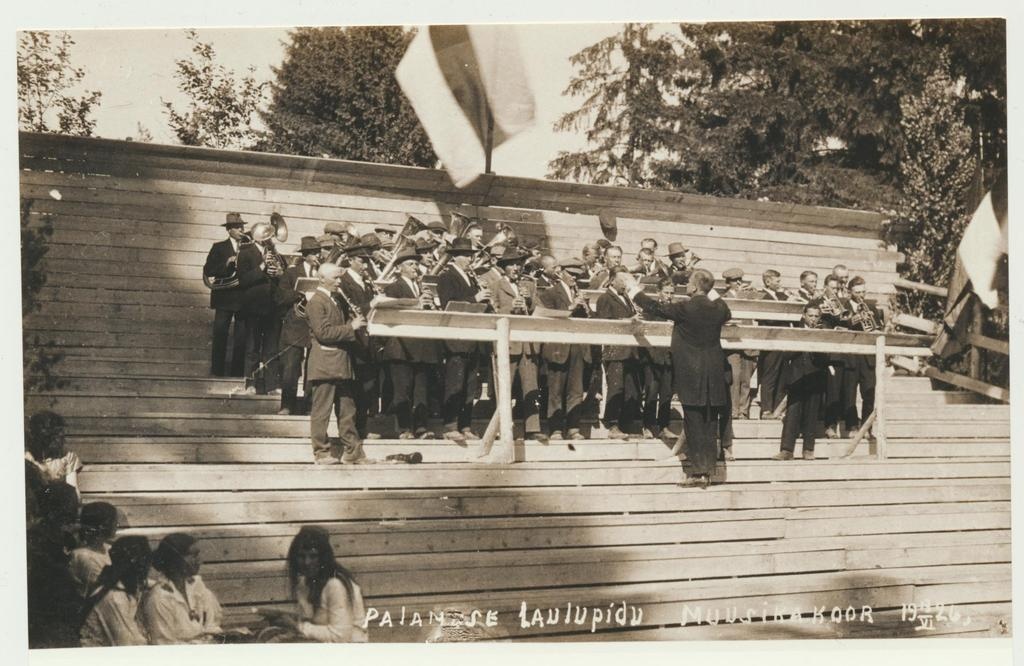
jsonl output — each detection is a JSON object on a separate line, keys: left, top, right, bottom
{"left": 259, "top": 26, "right": 436, "bottom": 167}
{"left": 548, "top": 24, "right": 679, "bottom": 186}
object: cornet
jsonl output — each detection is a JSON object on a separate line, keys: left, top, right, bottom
{"left": 850, "top": 296, "right": 878, "bottom": 332}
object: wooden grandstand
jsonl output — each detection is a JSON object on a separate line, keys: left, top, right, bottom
{"left": 21, "top": 132, "right": 1011, "bottom": 641}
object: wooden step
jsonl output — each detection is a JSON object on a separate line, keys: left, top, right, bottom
{"left": 26, "top": 393, "right": 280, "bottom": 416}
{"left": 67, "top": 435, "right": 1012, "bottom": 465}
{"left": 77, "top": 458, "right": 1011, "bottom": 493}
{"left": 62, "top": 412, "right": 1012, "bottom": 440}
{"left": 174, "top": 529, "right": 1012, "bottom": 604}
{"left": 54, "top": 357, "right": 211, "bottom": 378}
{"left": 115, "top": 501, "right": 1010, "bottom": 562}
{"left": 84, "top": 478, "right": 1011, "bottom": 527}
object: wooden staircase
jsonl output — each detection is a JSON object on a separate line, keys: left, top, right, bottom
{"left": 21, "top": 133, "right": 1011, "bottom": 641}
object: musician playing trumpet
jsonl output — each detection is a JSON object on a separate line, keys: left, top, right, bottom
{"left": 277, "top": 236, "right": 321, "bottom": 415}
{"left": 203, "top": 212, "right": 247, "bottom": 377}
{"left": 842, "top": 277, "right": 883, "bottom": 439}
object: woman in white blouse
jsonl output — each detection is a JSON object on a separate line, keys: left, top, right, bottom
{"left": 80, "top": 536, "right": 151, "bottom": 647}
{"left": 260, "top": 526, "right": 368, "bottom": 642}
{"left": 140, "top": 533, "right": 223, "bottom": 644}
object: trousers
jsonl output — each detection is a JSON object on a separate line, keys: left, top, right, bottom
{"left": 443, "top": 352, "right": 480, "bottom": 431}
{"left": 211, "top": 308, "right": 246, "bottom": 377}
{"left": 642, "top": 363, "right": 674, "bottom": 430}
{"left": 243, "top": 312, "right": 281, "bottom": 393}
{"left": 309, "top": 379, "right": 363, "bottom": 461}
{"left": 545, "top": 348, "right": 586, "bottom": 434}
{"left": 603, "top": 360, "right": 641, "bottom": 432}
{"left": 727, "top": 351, "right": 756, "bottom": 417}
{"left": 757, "top": 351, "right": 784, "bottom": 414}
{"left": 781, "top": 375, "right": 825, "bottom": 452}
{"left": 390, "top": 361, "right": 430, "bottom": 434}
{"left": 279, "top": 345, "right": 309, "bottom": 414}
{"left": 682, "top": 404, "right": 725, "bottom": 477}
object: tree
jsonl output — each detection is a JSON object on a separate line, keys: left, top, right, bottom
{"left": 17, "top": 31, "right": 102, "bottom": 136}
{"left": 894, "top": 62, "right": 978, "bottom": 322}
{"left": 547, "top": 24, "right": 680, "bottom": 186}
{"left": 21, "top": 199, "right": 66, "bottom": 398}
{"left": 163, "top": 29, "right": 268, "bottom": 150}
{"left": 259, "top": 26, "right": 436, "bottom": 166}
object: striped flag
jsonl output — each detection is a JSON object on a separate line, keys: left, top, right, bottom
{"left": 396, "top": 25, "right": 536, "bottom": 187}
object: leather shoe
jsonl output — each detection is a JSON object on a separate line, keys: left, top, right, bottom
{"left": 277, "top": 407, "right": 291, "bottom": 416}
{"left": 364, "top": 432, "right": 382, "bottom": 440}
{"left": 444, "top": 430, "right": 467, "bottom": 444}
{"left": 772, "top": 451, "right": 794, "bottom": 461}
{"left": 398, "top": 431, "right": 416, "bottom": 440}
{"left": 528, "top": 432, "right": 549, "bottom": 445}
{"left": 676, "top": 475, "right": 709, "bottom": 489}
{"left": 641, "top": 428, "right": 655, "bottom": 439}
{"left": 607, "top": 426, "right": 627, "bottom": 440}
{"left": 568, "top": 429, "right": 586, "bottom": 441}
{"left": 419, "top": 431, "right": 436, "bottom": 440}
{"left": 314, "top": 455, "right": 341, "bottom": 465}
{"left": 461, "top": 428, "right": 481, "bottom": 440}
{"left": 825, "top": 427, "right": 839, "bottom": 439}
{"left": 723, "top": 449, "right": 736, "bottom": 462}
{"left": 802, "top": 450, "right": 816, "bottom": 460}
{"left": 548, "top": 431, "right": 563, "bottom": 441}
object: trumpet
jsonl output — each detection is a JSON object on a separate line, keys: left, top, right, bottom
{"left": 850, "top": 297, "right": 878, "bottom": 332}
{"left": 819, "top": 291, "right": 848, "bottom": 318}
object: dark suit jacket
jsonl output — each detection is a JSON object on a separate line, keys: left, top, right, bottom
{"left": 595, "top": 288, "right": 639, "bottom": 362}
{"left": 203, "top": 239, "right": 243, "bottom": 311}
{"left": 781, "top": 323, "right": 828, "bottom": 388}
{"left": 279, "top": 264, "right": 314, "bottom": 348}
{"left": 537, "top": 281, "right": 592, "bottom": 364}
{"left": 306, "top": 289, "right": 358, "bottom": 382}
{"left": 634, "top": 291, "right": 731, "bottom": 407}
{"left": 236, "top": 243, "right": 280, "bottom": 316}
{"left": 381, "top": 277, "right": 441, "bottom": 364}
{"left": 638, "top": 300, "right": 672, "bottom": 366}
{"left": 436, "top": 265, "right": 482, "bottom": 354}
{"left": 490, "top": 275, "right": 538, "bottom": 356}
{"left": 338, "top": 270, "right": 378, "bottom": 363}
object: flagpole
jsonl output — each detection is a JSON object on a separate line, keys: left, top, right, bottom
{"left": 484, "top": 108, "right": 495, "bottom": 175}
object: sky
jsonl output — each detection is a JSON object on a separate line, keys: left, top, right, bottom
{"left": 59, "top": 24, "right": 630, "bottom": 179}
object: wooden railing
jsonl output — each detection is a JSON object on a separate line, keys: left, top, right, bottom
{"left": 893, "top": 280, "right": 1009, "bottom": 403}
{"left": 369, "top": 307, "right": 932, "bottom": 463}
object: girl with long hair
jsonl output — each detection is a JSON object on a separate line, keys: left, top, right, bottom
{"left": 259, "top": 525, "right": 367, "bottom": 642}
{"left": 140, "top": 533, "right": 223, "bottom": 644}
{"left": 80, "top": 536, "right": 151, "bottom": 647}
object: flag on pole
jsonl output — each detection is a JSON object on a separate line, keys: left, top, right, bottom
{"left": 396, "top": 25, "right": 536, "bottom": 188}
{"left": 931, "top": 169, "right": 1008, "bottom": 358}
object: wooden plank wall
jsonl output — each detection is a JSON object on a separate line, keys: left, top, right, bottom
{"left": 20, "top": 132, "right": 899, "bottom": 377}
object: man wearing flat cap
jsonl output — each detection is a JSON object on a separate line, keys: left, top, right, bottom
{"left": 324, "top": 221, "right": 353, "bottom": 249}
{"left": 203, "top": 212, "right": 248, "bottom": 376}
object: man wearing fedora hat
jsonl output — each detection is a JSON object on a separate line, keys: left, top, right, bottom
{"left": 381, "top": 250, "right": 439, "bottom": 439}
{"left": 490, "top": 249, "right": 545, "bottom": 442}
{"left": 667, "top": 242, "right": 693, "bottom": 286}
{"left": 203, "top": 212, "right": 248, "bottom": 377}
{"left": 436, "top": 237, "right": 492, "bottom": 443}
{"left": 337, "top": 243, "right": 382, "bottom": 440}
{"left": 276, "top": 236, "right": 321, "bottom": 415}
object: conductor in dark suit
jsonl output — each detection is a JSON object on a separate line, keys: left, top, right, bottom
{"left": 203, "top": 213, "right": 248, "bottom": 376}
{"left": 381, "top": 250, "right": 440, "bottom": 439}
{"left": 436, "top": 238, "right": 492, "bottom": 443}
{"left": 306, "top": 263, "right": 367, "bottom": 464}
{"left": 628, "top": 268, "right": 732, "bottom": 488}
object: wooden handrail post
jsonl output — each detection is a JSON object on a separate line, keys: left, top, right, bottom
{"left": 494, "top": 317, "right": 516, "bottom": 463}
{"left": 875, "top": 335, "right": 887, "bottom": 460}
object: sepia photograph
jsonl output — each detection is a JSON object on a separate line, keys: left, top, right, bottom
{"left": 10, "top": 1, "right": 1016, "bottom": 662}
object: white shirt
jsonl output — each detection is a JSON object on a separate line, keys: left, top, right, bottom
{"left": 295, "top": 576, "right": 368, "bottom": 643}
{"left": 304, "top": 262, "right": 318, "bottom": 278}
{"left": 141, "top": 571, "right": 223, "bottom": 645}
{"left": 80, "top": 585, "right": 148, "bottom": 647}
{"left": 69, "top": 544, "right": 111, "bottom": 598}
{"left": 229, "top": 237, "right": 239, "bottom": 253}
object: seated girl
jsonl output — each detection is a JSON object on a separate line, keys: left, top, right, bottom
{"left": 69, "top": 502, "right": 119, "bottom": 598}
{"left": 141, "top": 533, "right": 223, "bottom": 644}
{"left": 259, "top": 525, "right": 368, "bottom": 643}
{"left": 25, "top": 411, "right": 82, "bottom": 496}
{"left": 80, "top": 536, "right": 152, "bottom": 647}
